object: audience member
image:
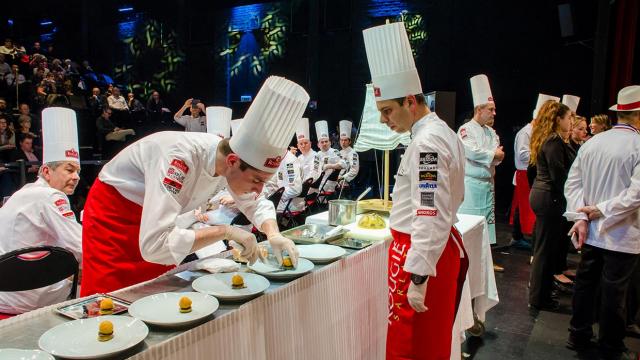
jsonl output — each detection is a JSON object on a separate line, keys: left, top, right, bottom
{"left": 173, "top": 98, "right": 206, "bottom": 132}
{"left": 0, "top": 116, "right": 15, "bottom": 162}
{"left": 10, "top": 133, "right": 39, "bottom": 185}
{"left": 589, "top": 114, "right": 611, "bottom": 135}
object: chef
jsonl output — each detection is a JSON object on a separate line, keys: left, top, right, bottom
{"left": 312, "top": 120, "right": 346, "bottom": 194}
{"left": 0, "top": 108, "right": 82, "bottom": 314}
{"left": 273, "top": 147, "right": 304, "bottom": 212}
{"left": 509, "top": 94, "right": 558, "bottom": 246}
{"left": 81, "top": 76, "right": 309, "bottom": 296}
{"left": 337, "top": 120, "right": 359, "bottom": 184}
{"left": 296, "top": 117, "right": 316, "bottom": 181}
{"left": 206, "top": 106, "right": 233, "bottom": 139}
{"left": 457, "top": 74, "right": 503, "bottom": 246}
{"left": 363, "top": 22, "right": 468, "bottom": 360}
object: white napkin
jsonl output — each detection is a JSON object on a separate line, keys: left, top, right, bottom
{"left": 195, "top": 258, "right": 240, "bottom": 274}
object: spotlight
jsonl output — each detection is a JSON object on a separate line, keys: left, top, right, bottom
{"left": 40, "top": 20, "right": 53, "bottom": 26}
{"left": 118, "top": 6, "right": 134, "bottom": 12}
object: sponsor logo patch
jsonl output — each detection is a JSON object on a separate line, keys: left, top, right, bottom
{"left": 460, "top": 128, "right": 467, "bottom": 139}
{"left": 419, "top": 170, "right": 438, "bottom": 182}
{"left": 54, "top": 199, "right": 67, "bottom": 207}
{"left": 65, "top": 148, "right": 79, "bottom": 159}
{"left": 418, "top": 182, "right": 437, "bottom": 189}
{"left": 420, "top": 192, "right": 435, "bottom": 207}
{"left": 417, "top": 209, "right": 438, "bottom": 216}
{"left": 419, "top": 152, "right": 438, "bottom": 165}
{"left": 374, "top": 87, "right": 381, "bottom": 97}
{"left": 163, "top": 177, "right": 183, "bottom": 194}
{"left": 170, "top": 159, "right": 189, "bottom": 174}
{"left": 264, "top": 155, "right": 283, "bottom": 169}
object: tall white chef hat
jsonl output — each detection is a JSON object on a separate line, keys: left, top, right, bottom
{"left": 229, "top": 76, "right": 309, "bottom": 173}
{"left": 296, "top": 117, "right": 310, "bottom": 141}
{"left": 339, "top": 120, "right": 352, "bottom": 139}
{"left": 363, "top": 22, "right": 422, "bottom": 101}
{"left": 533, "top": 93, "right": 561, "bottom": 119}
{"left": 561, "top": 95, "right": 580, "bottom": 113}
{"left": 206, "top": 106, "right": 232, "bottom": 138}
{"left": 42, "top": 107, "right": 79, "bottom": 164}
{"left": 315, "top": 120, "right": 329, "bottom": 140}
{"left": 230, "top": 118, "right": 242, "bottom": 136}
{"left": 470, "top": 74, "right": 494, "bottom": 107}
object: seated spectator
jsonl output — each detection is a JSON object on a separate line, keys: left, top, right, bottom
{"left": 88, "top": 87, "right": 106, "bottom": 118}
{"left": 0, "top": 39, "right": 17, "bottom": 62}
{"left": 96, "top": 108, "right": 133, "bottom": 158}
{"left": 31, "top": 41, "right": 42, "bottom": 55}
{"left": 0, "top": 54, "right": 10, "bottom": 80}
{"left": 107, "top": 87, "right": 129, "bottom": 127}
{"left": 146, "top": 90, "right": 170, "bottom": 130}
{"left": 0, "top": 98, "right": 12, "bottom": 124}
{"left": 16, "top": 115, "right": 37, "bottom": 138}
{"left": 174, "top": 98, "right": 207, "bottom": 132}
{"left": 5, "top": 64, "right": 25, "bottom": 88}
{"left": 37, "top": 72, "right": 57, "bottom": 105}
{"left": 32, "top": 59, "right": 50, "bottom": 78}
{"left": 0, "top": 116, "right": 15, "bottom": 162}
{"left": 10, "top": 133, "right": 39, "bottom": 185}
{"left": 80, "top": 60, "right": 93, "bottom": 74}
{"left": 127, "top": 92, "right": 145, "bottom": 125}
{"left": 17, "top": 104, "right": 40, "bottom": 136}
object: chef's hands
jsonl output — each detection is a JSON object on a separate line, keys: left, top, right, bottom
{"left": 194, "top": 207, "right": 209, "bottom": 223}
{"left": 577, "top": 205, "right": 603, "bottom": 221}
{"left": 218, "top": 194, "right": 235, "bottom": 206}
{"left": 568, "top": 220, "right": 588, "bottom": 250}
{"left": 407, "top": 278, "right": 429, "bottom": 312}
{"left": 494, "top": 146, "right": 505, "bottom": 162}
{"left": 183, "top": 98, "right": 193, "bottom": 108}
{"left": 224, "top": 225, "right": 262, "bottom": 265}
{"left": 267, "top": 233, "right": 299, "bottom": 267}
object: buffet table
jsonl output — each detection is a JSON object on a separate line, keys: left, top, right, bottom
{"left": 305, "top": 211, "right": 499, "bottom": 358}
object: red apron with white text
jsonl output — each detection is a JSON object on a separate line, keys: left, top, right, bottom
{"left": 508, "top": 170, "right": 536, "bottom": 235}
{"left": 387, "top": 227, "right": 468, "bottom": 360}
{"left": 80, "top": 179, "right": 174, "bottom": 296}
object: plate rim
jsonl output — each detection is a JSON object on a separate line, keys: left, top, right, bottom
{"left": 127, "top": 291, "right": 219, "bottom": 326}
{"left": 0, "top": 348, "right": 54, "bottom": 360}
{"left": 192, "top": 273, "right": 270, "bottom": 300}
{"left": 247, "top": 257, "right": 315, "bottom": 278}
{"left": 297, "top": 244, "right": 346, "bottom": 261}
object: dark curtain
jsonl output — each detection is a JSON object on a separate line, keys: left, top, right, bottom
{"left": 608, "top": 0, "right": 638, "bottom": 104}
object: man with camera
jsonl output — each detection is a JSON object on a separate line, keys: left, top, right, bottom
{"left": 174, "top": 98, "right": 207, "bottom": 133}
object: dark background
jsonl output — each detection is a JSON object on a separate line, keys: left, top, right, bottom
{"left": 2, "top": 0, "right": 638, "bottom": 213}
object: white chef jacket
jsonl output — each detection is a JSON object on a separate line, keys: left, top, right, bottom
{"left": 298, "top": 150, "right": 317, "bottom": 182}
{"left": 514, "top": 123, "right": 532, "bottom": 171}
{"left": 312, "top": 147, "right": 347, "bottom": 193}
{"left": 99, "top": 131, "right": 276, "bottom": 265}
{"left": 0, "top": 178, "right": 82, "bottom": 314}
{"left": 274, "top": 152, "right": 304, "bottom": 212}
{"left": 339, "top": 146, "right": 360, "bottom": 182}
{"left": 457, "top": 119, "right": 499, "bottom": 180}
{"left": 174, "top": 115, "right": 207, "bottom": 133}
{"left": 564, "top": 124, "right": 640, "bottom": 254}
{"left": 389, "top": 112, "right": 466, "bottom": 277}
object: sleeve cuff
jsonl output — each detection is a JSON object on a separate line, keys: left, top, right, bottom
{"left": 403, "top": 249, "right": 436, "bottom": 277}
{"left": 167, "top": 228, "right": 196, "bottom": 264}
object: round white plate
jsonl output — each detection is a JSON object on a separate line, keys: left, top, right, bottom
{"left": 127, "top": 292, "right": 219, "bottom": 327}
{"left": 192, "top": 273, "right": 270, "bottom": 301}
{"left": 297, "top": 244, "right": 346, "bottom": 263}
{"left": 0, "top": 349, "right": 53, "bottom": 360}
{"left": 38, "top": 315, "right": 148, "bottom": 359}
{"left": 247, "top": 258, "right": 314, "bottom": 279}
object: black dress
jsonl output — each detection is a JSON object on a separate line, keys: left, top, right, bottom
{"left": 528, "top": 134, "right": 576, "bottom": 307}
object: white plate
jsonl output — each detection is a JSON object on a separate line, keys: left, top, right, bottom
{"left": 192, "top": 273, "right": 270, "bottom": 301}
{"left": 0, "top": 349, "right": 54, "bottom": 360}
{"left": 297, "top": 244, "right": 346, "bottom": 263}
{"left": 247, "top": 258, "right": 314, "bottom": 279}
{"left": 127, "top": 292, "right": 218, "bottom": 327}
{"left": 38, "top": 315, "right": 148, "bottom": 359}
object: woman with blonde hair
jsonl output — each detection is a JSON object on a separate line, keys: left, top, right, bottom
{"left": 569, "top": 116, "right": 588, "bottom": 153}
{"left": 528, "top": 100, "right": 575, "bottom": 311}
{"left": 589, "top": 114, "right": 611, "bottom": 135}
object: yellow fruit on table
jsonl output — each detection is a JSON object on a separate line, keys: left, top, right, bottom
{"left": 358, "top": 213, "right": 386, "bottom": 229}
{"left": 282, "top": 256, "right": 294, "bottom": 269}
{"left": 231, "top": 273, "right": 245, "bottom": 289}
{"left": 99, "top": 298, "right": 114, "bottom": 315}
{"left": 98, "top": 320, "right": 114, "bottom": 342}
{"left": 179, "top": 296, "right": 192, "bottom": 313}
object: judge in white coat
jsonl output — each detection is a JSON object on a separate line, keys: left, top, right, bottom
{"left": 363, "top": 22, "right": 468, "bottom": 360}
{"left": 564, "top": 85, "right": 640, "bottom": 357}
{"left": 295, "top": 117, "right": 316, "bottom": 181}
{"left": 0, "top": 108, "right": 82, "bottom": 314}
{"left": 338, "top": 120, "right": 360, "bottom": 184}
{"left": 457, "top": 74, "right": 504, "bottom": 246}
{"left": 312, "top": 120, "right": 346, "bottom": 194}
{"left": 80, "top": 76, "right": 309, "bottom": 296}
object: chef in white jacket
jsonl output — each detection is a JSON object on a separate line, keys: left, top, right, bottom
{"left": 338, "top": 120, "right": 360, "bottom": 183}
{"left": 0, "top": 107, "right": 82, "bottom": 314}
{"left": 363, "top": 22, "right": 468, "bottom": 360}
{"left": 273, "top": 150, "right": 304, "bottom": 212}
{"left": 312, "top": 120, "right": 346, "bottom": 193}
{"left": 457, "top": 74, "right": 504, "bottom": 245}
{"left": 81, "top": 76, "right": 309, "bottom": 296}
{"left": 296, "top": 117, "right": 316, "bottom": 181}
{"left": 564, "top": 85, "right": 640, "bottom": 357}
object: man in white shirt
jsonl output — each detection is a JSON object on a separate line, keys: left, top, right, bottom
{"left": 312, "top": 120, "right": 346, "bottom": 194}
{"left": 363, "top": 22, "right": 468, "bottom": 359}
{"left": 81, "top": 76, "right": 308, "bottom": 296}
{"left": 0, "top": 108, "right": 82, "bottom": 314}
{"left": 107, "top": 87, "right": 130, "bottom": 128}
{"left": 457, "top": 75, "right": 504, "bottom": 247}
{"left": 174, "top": 98, "right": 207, "bottom": 133}
{"left": 565, "top": 85, "right": 640, "bottom": 359}
{"left": 296, "top": 117, "right": 316, "bottom": 182}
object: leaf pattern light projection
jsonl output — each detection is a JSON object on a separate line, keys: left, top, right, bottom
{"left": 396, "top": 10, "right": 428, "bottom": 57}
{"left": 114, "top": 19, "right": 185, "bottom": 97}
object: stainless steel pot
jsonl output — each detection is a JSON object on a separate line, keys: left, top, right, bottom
{"left": 328, "top": 200, "right": 357, "bottom": 226}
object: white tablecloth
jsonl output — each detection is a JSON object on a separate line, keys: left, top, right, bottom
{"left": 306, "top": 211, "right": 499, "bottom": 359}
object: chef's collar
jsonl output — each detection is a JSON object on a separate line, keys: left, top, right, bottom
{"left": 410, "top": 112, "right": 438, "bottom": 138}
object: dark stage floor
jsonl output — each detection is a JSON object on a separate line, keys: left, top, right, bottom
{"left": 462, "top": 220, "right": 640, "bottom": 359}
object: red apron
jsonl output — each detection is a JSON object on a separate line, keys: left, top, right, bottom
{"left": 509, "top": 170, "right": 536, "bottom": 235}
{"left": 80, "top": 179, "right": 174, "bottom": 296}
{"left": 387, "top": 227, "right": 469, "bottom": 360}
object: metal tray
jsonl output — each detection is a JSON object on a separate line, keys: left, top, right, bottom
{"left": 327, "top": 237, "right": 374, "bottom": 250}
{"left": 281, "top": 224, "right": 348, "bottom": 245}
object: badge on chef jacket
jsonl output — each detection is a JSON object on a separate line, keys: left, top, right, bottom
{"left": 460, "top": 128, "right": 467, "bottom": 139}
{"left": 419, "top": 170, "right": 438, "bottom": 182}
{"left": 163, "top": 158, "right": 190, "bottom": 195}
{"left": 419, "top": 152, "right": 437, "bottom": 171}
{"left": 54, "top": 197, "right": 75, "bottom": 218}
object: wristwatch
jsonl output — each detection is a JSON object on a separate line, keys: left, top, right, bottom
{"left": 410, "top": 273, "right": 428, "bottom": 285}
